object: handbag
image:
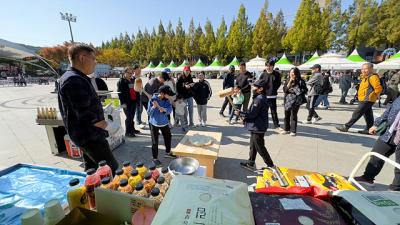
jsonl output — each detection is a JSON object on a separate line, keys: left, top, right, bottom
{"left": 376, "top": 121, "right": 388, "bottom": 136}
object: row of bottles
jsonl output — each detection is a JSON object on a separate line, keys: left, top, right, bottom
{"left": 37, "top": 107, "right": 57, "bottom": 120}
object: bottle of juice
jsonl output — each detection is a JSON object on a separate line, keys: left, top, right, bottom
{"left": 122, "top": 161, "right": 133, "bottom": 178}
{"left": 100, "top": 177, "right": 113, "bottom": 190}
{"left": 128, "top": 169, "right": 142, "bottom": 188}
{"left": 112, "top": 169, "right": 128, "bottom": 190}
{"left": 155, "top": 176, "right": 169, "bottom": 197}
{"left": 136, "top": 162, "right": 148, "bottom": 178}
{"left": 149, "top": 188, "right": 163, "bottom": 209}
{"left": 161, "top": 167, "right": 173, "bottom": 185}
{"left": 97, "top": 160, "right": 113, "bottom": 180}
{"left": 84, "top": 169, "right": 101, "bottom": 210}
{"left": 67, "top": 178, "right": 89, "bottom": 210}
{"left": 143, "top": 172, "right": 156, "bottom": 193}
{"left": 118, "top": 179, "right": 133, "bottom": 194}
{"left": 148, "top": 163, "right": 160, "bottom": 181}
{"left": 133, "top": 183, "right": 148, "bottom": 198}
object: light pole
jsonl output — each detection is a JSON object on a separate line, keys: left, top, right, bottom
{"left": 60, "top": 12, "right": 76, "bottom": 43}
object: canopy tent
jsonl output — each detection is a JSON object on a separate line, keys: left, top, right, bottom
{"left": 391, "top": 50, "right": 400, "bottom": 60}
{"left": 304, "top": 51, "right": 320, "bottom": 64}
{"left": 191, "top": 59, "right": 206, "bottom": 72}
{"left": 166, "top": 60, "right": 178, "bottom": 72}
{"left": 298, "top": 53, "right": 363, "bottom": 70}
{"left": 174, "top": 59, "right": 190, "bottom": 72}
{"left": 204, "top": 57, "right": 224, "bottom": 71}
{"left": 152, "top": 61, "right": 166, "bottom": 72}
{"left": 141, "top": 61, "right": 156, "bottom": 73}
{"left": 246, "top": 55, "right": 266, "bottom": 72}
{"left": 376, "top": 57, "right": 400, "bottom": 70}
{"left": 222, "top": 57, "right": 241, "bottom": 71}
{"left": 347, "top": 49, "right": 367, "bottom": 63}
{"left": 0, "top": 38, "right": 58, "bottom": 76}
{"left": 274, "top": 53, "right": 295, "bottom": 71}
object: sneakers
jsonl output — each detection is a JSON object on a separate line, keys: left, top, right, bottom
{"left": 164, "top": 152, "right": 177, "bottom": 159}
{"left": 311, "top": 117, "right": 322, "bottom": 124}
{"left": 201, "top": 122, "right": 206, "bottom": 127}
{"left": 138, "top": 124, "right": 146, "bottom": 129}
{"left": 125, "top": 133, "right": 136, "bottom": 137}
{"left": 279, "top": 130, "right": 289, "bottom": 135}
{"left": 153, "top": 159, "right": 163, "bottom": 168}
{"left": 276, "top": 127, "right": 285, "bottom": 132}
{"left": 240, "top": 161, "right": 256, "bottom": 171}
{"left": 302, "top": 120, "right": 311, "bottom": 124}
{"left": 290, "top": 132, "right": 296, "bottom": 136}
{"left": 335, "top": 125, "right": 349, "bottom": 132}
{"left": 133, "top": 129, "right": 141, "bottom": 134}
{"left": 229, "top": 120, "right": 235, "bottom": 125}
{"left": 353, "top": 176, "right": 374, "bottom": 185}
{"left": 358, "top": 129, "right": 370, "bottom": 135}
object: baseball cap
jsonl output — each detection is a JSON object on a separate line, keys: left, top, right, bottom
{"left": 183, "top": 66, "right": 191, "bottom": 72}
{"left": 253, "top": 79, "right": 266, "bottom": 88}
{"left": 163, "top": 68, "right": 171, "bottom": 74}
{"left": 158, "top": 85, "right": 175, "bottom": 96}
{"left": 229, "top": 65, "right": 235, "bottom": 71}
{"left": 310, "top": 64, "right": 321, "bottom": 70}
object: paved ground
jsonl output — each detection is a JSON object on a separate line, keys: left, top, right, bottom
{"left": 0, "top": 78, "right": 395, "bottom": 189}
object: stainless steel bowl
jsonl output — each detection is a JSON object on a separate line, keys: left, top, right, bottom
{"left": 168, "top": 157, "right": 199, "bottom": 175}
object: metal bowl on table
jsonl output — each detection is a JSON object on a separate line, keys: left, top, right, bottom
{"left": 168, "top": 157, "right": 199, "bottom": 175}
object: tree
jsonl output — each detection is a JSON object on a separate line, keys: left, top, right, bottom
{"left": 39, "top": 42, "right": 71, "bottom": 68}
{"left": 215, "top": 17, "right": 227, "bottom": 60}
{"left": 227, "top": 4, "right": 252, "bottom": 59}
{"left": 163, "top": 21, "right": 176, "bottom": 62}
{"left": 173, "top": 18, "right": 186, "bottom": 62}
{"left": 328, "top": 0, "right": 347, "bottom": 51}
{"left": 344, "top": 0, "right": 378, "bottom": 50}
{"left": 203, "top": 19, "right": 216, "bottom": 61}
{"left": 184, "top": 18, "right": 196, "bottom": 60}
{"left": 97, "top": 48, "right": 131, "bottom": 67}
{"left": 194, "top": 24, "right": 204, "bottom": 58}
{"left": 271, "top": 10, "right": 287, "bottom": 54}
{"left": 252, "top": 0, "right": 273, "bottom": 57}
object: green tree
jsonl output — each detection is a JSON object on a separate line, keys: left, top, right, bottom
{"left": 184, "top": 18, "right": 196, "bottom": 60}
{"left": 215, "top": 17, "right": 227, "bottom": 60}
{"left": 203, "top": 19, "right": 216, "bottom": 61}
{"left": 174, "top": 18, "right": 186, "bottom": 62}
{"left": 252, "top": 0, "right": 273, "bottom": 57}
{"left": 227, "top": 4, "right": 252, "bottom": 59}
{"left": 271, "top": 10, "right": 287, "bottom": 54}
{"left": 194, "top": 24, "right": 204, "bottom": 58}
{"left": 163, "top": 21, "right": 175, "bottom": 62}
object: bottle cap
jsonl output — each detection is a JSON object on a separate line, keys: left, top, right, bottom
{"left": 98, "top": 160, "right": 107, "bottom": 167}
{"left": 101, "top": 177, "right": 111, "bottom": 185}
{"left": 131, "top": 169, "right": 139, "bottom": 177}
{"left": 116, "top": 169, "right": 123, "bottom": 176}
{"left": 119, "top": 179, "right": 128, "bottom": 187}
{"left": 135, "top": 183, "right": 144, "bottom": 191}
{"left": 144, "top": 172, "right": 152, "bottom": 180}
{"left": 151, "top": 188, "right": 160, "bottom": 196}
{"left": 86, "top": 168, "right": 96, "bottom": 176}
{"left": 69, "top": 178, "right": 80, "bottom": 186}
{"left": 157, "top": 176, "right": 165, "bottom": 184}
{"left": 123, "top": 161, "right": 131, "bottom": 167}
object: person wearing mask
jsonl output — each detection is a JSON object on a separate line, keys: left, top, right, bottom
{"left": 176, "top": 66, "right": 195, "bottom": 127}
{"left": 117, "top": 67, "right": 139, "bottom": 137}
{"left": 384, "top": 71, "right": 400, "bottom": 105}
{"left": 191, "top": 71, "right": 212, "bottom": 127}
{"left": 58, "top": 43, "right": 119, "bottom": 173}
{"left": 281, "top": 67, "right": 308, "bottom": 136}
{"left": 336, "top": 63, "right": 383, "bottom": 134}
{"left": 303, "top": 64, "right": 323, "bottom": 124}
{"left": 236, "top": 62, "right": 252, "bottom": 112}
{"left": 353, "top": 96, "right": 400, "bottom": 191}
{"left": 259, "top": 59, "right": 282, "bottom": 130}
{"left": 314, "top": 71, "right": 332, "bottom": 109}
{"left": 148, "top": 85, "right": 176, "bottom": 167}
{"left": 219, "top": 65, "right": 236, "bottom": 117}
{"left": 141, "top": 72, "right": 168, "bottom": 116}
{"left": 339, "top": 70, "right": 353, "bottom": 104}
{"left": 237, "top": 79, "right": 275, "bottom": 171}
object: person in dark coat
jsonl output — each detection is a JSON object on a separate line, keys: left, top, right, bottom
{"left": 339, "top": 70, "right": 352, "bottom": 104}
{"left": 176, "top": 66, "right": 195, "bottom": 127}
{"left": 236, "top": 62, "right": 253, "bottom": 112}
{"left": 237, "top": 79, "right": 275, "bottom": 171}
{"left": 191, "top": 71, "right": 212, "bottom": 127}
{"left": 219, "top": 65, "right": 236, "bottom": 117}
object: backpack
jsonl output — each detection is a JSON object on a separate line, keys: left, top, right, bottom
{"left": 367, "top": 74, "right": 385, "bottom": 96}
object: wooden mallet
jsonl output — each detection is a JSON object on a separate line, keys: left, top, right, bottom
{"left": 218, "top": 88, "right": 237, "bottom": 110}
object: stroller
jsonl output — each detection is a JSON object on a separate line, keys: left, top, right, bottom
{"left": 349, "top": 81, "right": 360, "bottom": 105}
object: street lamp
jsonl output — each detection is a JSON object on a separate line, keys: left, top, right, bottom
{"left": 60, "top": 12, "right": 76, "bottom": 43}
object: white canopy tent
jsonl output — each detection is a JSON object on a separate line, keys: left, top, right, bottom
{"left": 246, "top": 55, "right": 266, "bottom": 72}
{"left": 376, "top": 57, "right": 400, "bottom": 70}
{"left": 204, "top": 58, "right": 224, "bottom": 71}
{"left": 298, "top": 53, "right": 364, "bottom": 71}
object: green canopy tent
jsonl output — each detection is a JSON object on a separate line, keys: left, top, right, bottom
{"left": 204, "top": 57, "right": 224, "bottom": 71}
{"left": 304, "top": 51, "right": 320, "bottom": 64}
{"left": 275, "top": 53, "right": 295, "bottom": 71}
{"left": 153, "top": 61, "right": 166, "bottom": 72}
{"left": 347, "top": 49, "right": 367, "bottom": 62}
{"left": 142, "top": 61, "right": 156, "bottom": 73}
{"left": 391, "top": 51, "right": 400, "bottom": 60}
{"left": 191, "top": 58, "right": 206, "bottom": 72}
{"left": 167, "top": 60, "right": 178, "bottom": 72}
{"left": 223, "top": 57, "right": 240, "bottom": 71}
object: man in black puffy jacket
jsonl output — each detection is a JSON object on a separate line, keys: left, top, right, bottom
{"left": 236, "top": 62, "right": 253, "bottom": 112}
{"left": 237, "top": 79, "right": 275, "bottom": 171}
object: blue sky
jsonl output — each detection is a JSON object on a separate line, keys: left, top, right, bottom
{"left": 0, "top": 0, "right": 353, "bottom": 47}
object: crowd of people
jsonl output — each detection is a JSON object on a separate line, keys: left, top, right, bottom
{"left": 58, "top": 43, "right": 400, "bottom": 190}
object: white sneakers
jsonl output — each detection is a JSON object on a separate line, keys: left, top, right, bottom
{"left": 290, "top": 132, "right": 296, "bottom": 136}
{"left": 311, "top": 117, "right": 322, "bottom": 124}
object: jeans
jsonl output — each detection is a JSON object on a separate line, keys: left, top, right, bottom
{"left": 284, "top": 105, "right": 300, "bottom": 133}
{"left": 344, "top": 101, "right": 374, "bottom": 130}
{"left": 248, "top": 132, "right": 274, "bottom": 167}
{"left": 229, "top": 104, "right": 242, "bottom": 121}
{"left": 340, "top": 88, "right": 349, "bottom": 103}
{"left": 197, "top": 104, "right": 207, "bottom": 124}
{"left": 123, "top": 103, "right": 136, "bottom": 134}
{"left": 185, "top": 97, "right": 194, "bottom": 125}
{"left": 135, "top": 100, "right": 142, "bottom": 124}
{"left": 220, "top": 97, "right": 233, "bottom": 115}
{"left": 175, "top": 114, "right": 187, "bottom": 129}
{"left": 306, "top": 95, "right": 320, "bottom": 121}
{"left": 149, "top": 124, "right": 171, "bottom": 159}
{"left": 80, "top": 137, "right": 119, "bottom": 175}
{"left": 242, "top": 92, "right": 251, "bottom": 112}
{"left": 267, "top": 98, "right": 280, "bottom": 128}
{"left": 314, "top": 94, "right": 330, "bottom": 107}
{"left": 363, "top": 138, "right": 400, "bottom": 190}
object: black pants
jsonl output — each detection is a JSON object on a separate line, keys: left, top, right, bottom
{"left": 363, "top": 138, "right": 400, "bottom": 190}
{"left": 340, "top": 88, "right": 349, "bottom": 103}
{"left": 220, "top": 97, "right": 233, "bottom": 115}
{"left": 249, "top": 132, "right": 274, "bottom": 167}
{"left": 267, "top": 98, "right": 280, "bottom": 128}
{"left": 123, "top": 103, "right": 136, "bottom": 134}
{"left": 80, "top": 137, "right": 119, "bottom": 175}
{"left": 242, "top": 92, "right": 251, "bottom": 112}
{"left": 150, "top": 124, "right": 171, "bottom": 159}
{"left": 306, "top": 95, "right": 319, "bottom": 121}
{"left": 284, "top": 105, "right": 300, "bottom": 133}
{"left": 345, "top": 101, "right": 374, "bottom": 130}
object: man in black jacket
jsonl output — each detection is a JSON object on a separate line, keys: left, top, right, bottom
{"left": 236, "top": 62, "right": 253, "bottom": 112}
{"left": 176, "top": 66, "right": 195, "bottom": 127}
{"left": 219, "top": 65, "right": 235, "bottom": 117}
{"left": 117, "top": 67, "right": 139, "bottom": 137}
{"left": 237, "top": 79, "right": 275, "bottom": 171}
{"left": 259, "top": 59, "right": 282, "bottom": 130}
{"left": 191, "top": 72, "right": 212, "bottom": 127}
